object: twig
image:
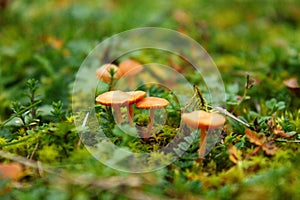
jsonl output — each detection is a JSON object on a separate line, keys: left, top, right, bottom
{"left": 275, "top": 139, "right": 300, "bottom": 143}
{"left": 29, "top": 141, "right": 39, "bottom": 160}
{"left": 37, "top": 160, "right": 44, "bottom": 177}
{"left": 0, "top": 150, "right": 56, "bottom": 174}
{"left": 193, "top": 85, "right": 206, "bottom": 108}
{"left": 0, "top": 150, "right": 148, "bottom": 190}
{"left": 210, "top": 106, "right": 252, "bottom": 128}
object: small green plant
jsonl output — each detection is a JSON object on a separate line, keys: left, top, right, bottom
{"left": 51, "top": 101, "right": 65, "bottom": 121}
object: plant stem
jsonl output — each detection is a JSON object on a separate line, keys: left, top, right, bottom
{"left": 194, "top": 85, "right": 207, "bottom": 109}
{"left": 31, "top": 93, "right": 36, "bottom": 118}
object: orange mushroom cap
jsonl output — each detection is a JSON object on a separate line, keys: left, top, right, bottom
{"left": 118, "top": 59, "right": 143, "bottom": 76}
{"left": 95, "top": 90, "right": 131, "bottom": 106}
{"left": 136, "top": 97, "right": 169, "bottom": 109}
{"left": 95, "top": 64, "right": 122, "bottom": 82}
{"left": 182, "top": 110, "right": 226, "bottom": 129}
{"left": 126, "top": 91, "right": 146, "bottom": 103}
{"left": 0, "top": 163, "right": 23, "bottom": 181}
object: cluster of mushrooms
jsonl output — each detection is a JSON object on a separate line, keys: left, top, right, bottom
{"left": 95, "top": 59, "right": 169, "bottom": 137}
{"left": 96, "top": 90, "right": 169, "bottom": 137}
{"left": 95, "top": 60, "right": 226, "bottom": 158}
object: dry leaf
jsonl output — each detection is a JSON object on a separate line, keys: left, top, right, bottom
{"left": 262, "top": 142, "right": 278, "bottom": 155}
{"left": 268, "top": 118, "right": 296, "bottom": 139}
{"left": 228, "top": 145, "right": 242, "bottom": 164}
{"left": 0, "top": 163, "right": 23, "bottom": 181}
{"left": 273, "top": 126, "right": 296, "bottom": 139}
{"left": 245, "top": 129, "right": 266, "bottom": 146}
{"left": 283, "top": 77, "right": 300, "bottom": 97}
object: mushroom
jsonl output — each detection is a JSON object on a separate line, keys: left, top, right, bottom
{"left": 136, "top": 97, "right": 169, "bottom": 138}
{"left": 96, "top": 90, "right": 131, "bottom": 124}
{"left": 126, "top": 91, "right": 146, "bottom": 125}
{"left": 0, "top": 163, "right": 23, "bottom": 181}
{"left": 119, "top": 59, "right": 143, "bottom": 76}
{"left": 95, "top": 63, "right": 122, "bottom": 83}
{"left": 181, "top": 110, "right": 226, "bottom": 159}
{"left": 118, "top": 59, "right": 143, "bottom": 88}
{"left": 283, "top": 77, "right": 300, "bottom": 97}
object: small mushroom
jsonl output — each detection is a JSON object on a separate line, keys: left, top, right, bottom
{"left": 118, "top": 60, "right": 143, "bottom": 88}
{"left": 96, "top": 90, "right": 131, "bottom": 124}
{"left": 126, "top": 91, "right": 146, "bottom": 125}
{"left": 182, "top": 110, "right": 226, "bottom": 159}
{"left": 119, "top": 59, "right": 143, "bottom": 76}
{"left": 95, "top": 63, "right": 122, "bottom": 83}
{"left": 136, "top": 97, "right": 169, "bottom": 138}
{"left": 283, "top": 77, "right": 300, "bottom": 97}
{"left": 0, "top": 163, "right": 23, "bottom": 181}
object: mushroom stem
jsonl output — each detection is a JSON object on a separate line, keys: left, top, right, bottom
{"left": 198, "top": 128, "right": 207, "bottom": 158}
{"left": 147, "top": 108, "right": 155, "bottom": 138}
{"left": 127, "top": 104, "right": 134, "bottom": 125}
{"left": 112, "top": 105, "right": 122, "bottom": 124}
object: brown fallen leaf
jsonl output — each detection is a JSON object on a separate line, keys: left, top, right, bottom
{"left": 267, "top": 118, "right": 296, "bottom": 139}
{"left": 262, "top": 142, "right": 278, "bottom": 156}
{"left": 283, "top": 77, "right": 300, "bottom": 97}
{"left": 0, "top": 163, "right": 23, "bottom": 181}
{"left": 245, "top": 129, "right": 266, "bottom": 146}
{"left": 273, "top": 126, "right": 296, "bottom": 139}
{"left": 228, "top": 145, "right": 242, "bottom": 164}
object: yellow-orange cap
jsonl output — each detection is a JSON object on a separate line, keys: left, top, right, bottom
{"left": 119, "top": 60, "right": 143, "bottom": 76}
{"left": 96, "top": 90, "right": 131, "bottom": 106}
{"left": 182, "top": 110, "right": 225, "bottom": 129}
{"left": 126, "top": 91, "right": 146, "bottom": 103}
{"left": 136, "top": 97, "right": 169, "bottom": 109}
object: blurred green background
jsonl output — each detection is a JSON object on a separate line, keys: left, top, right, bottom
{"left": 1, "top": 0, "right": 299, "bottom": 113}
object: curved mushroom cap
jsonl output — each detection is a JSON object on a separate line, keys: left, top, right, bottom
{"left": 126, "top": 91, "right": 146, "bottom": 103}
{"left": 96, "top": 90, "right": 131, "bottom": 106}
{"left": 95, "top": 64, "right": 122, "bottom": 82}
{"left": 119, "top": 59, "right": 143, "bottom": 76}
{"left": 182, "top": 110, "right": 226, "bottom": 129}
{"left": 0, "top": 163, "right": 23, "bottom": 181}
{"left": 283, "top": 77, "right": 299, "bottom": 89}
{"left": 136, "top": 97, "right": 169, "bottom": 109}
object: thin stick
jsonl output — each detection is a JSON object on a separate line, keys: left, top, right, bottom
{"left": 0, "top": 150, "right": 56, "bottom": 174}
{"left": 276, "top": 139, "right": 300, "bottom": 143}
{"left": 210, "top": 106, "right": 251, "bottom": 128}
{"left": 194, "top": 85, "right": 206, "bottom": 108}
